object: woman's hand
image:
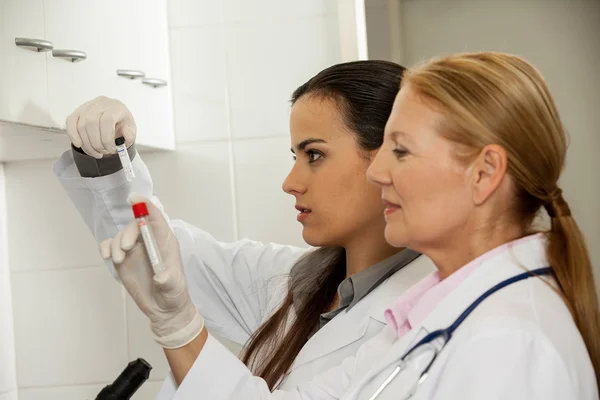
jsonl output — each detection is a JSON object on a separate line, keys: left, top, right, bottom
{"left": 100, "top": 193, "right": 204, "bottom": 349}
{"left": 66, "top": 96, "right": 137, "bottom": 159}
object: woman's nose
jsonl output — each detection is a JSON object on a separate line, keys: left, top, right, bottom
{"left": 282, "top": 168, "right": 307, "bottom": 195}
{"left": 367, "top": 150, "right": 392, "bottom": 186}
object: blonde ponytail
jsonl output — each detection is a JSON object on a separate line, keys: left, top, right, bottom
{"left": 545, "top": 194, "right": 600, "bottom": 385}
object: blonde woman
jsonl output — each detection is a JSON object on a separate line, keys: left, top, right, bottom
{"left": 100, "top": 52, "right": 599, "bottom": 399}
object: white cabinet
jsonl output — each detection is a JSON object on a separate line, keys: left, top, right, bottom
{"left": 108, "top": 0, "right": 174, "bottom": 150}
{"left": 0, "top": 0, "right": 52, "bottom": 128}
{"left": 43, "top": 0, "right": 124, "bottom": 129}
{"left": 0, "top": 0, "right": 175, "bottom": 161}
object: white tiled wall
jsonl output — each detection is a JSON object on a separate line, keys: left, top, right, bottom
{"left": 168, "top": 0, "right": 223, "bottom": 27}
{"left": 5, "top": 161, "right": 100, "bottom": 272}
{"left": 0, "top": 165, "right": 18, "bottom": 400}
{"left": 226, "top": 15, "right": 341, "bottom": 139}
{"left": 233, "top": 137, "right": 304, "bottom": 246}
{"left": 222, "top": 0, "right": 336, "bottom": 22}
{"left": 3, "top": 1, "right": 336, "bottom": 398}
{"left": 169, "top": 25, "right": 229, "bottom": 144}
{"left": 0, "top": 392, "right": 18, "bottom": 400}
{"left": 18, "top": 384, "right": 107, "bottom": 400}
{"left": 11, "top": 267, "right": 127, "bottom": 388}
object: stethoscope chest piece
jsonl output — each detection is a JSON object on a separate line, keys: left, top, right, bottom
{"left": 367, "top": 340, "right": 441, "bottom": 400}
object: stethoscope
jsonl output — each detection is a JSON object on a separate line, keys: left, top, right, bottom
{"left": 366, "top": 267, "right": 553, "bottom": 400}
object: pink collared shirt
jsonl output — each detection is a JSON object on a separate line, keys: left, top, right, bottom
{"left": 384, "top": 234, "right": 543, "bottom": 338}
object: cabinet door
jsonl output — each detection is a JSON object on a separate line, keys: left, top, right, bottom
{"left": 44, "top": 0, "right": 174, "bottom": 149}
{"left": 44, "top": 0, "right": 124, "bottom": 129}
{"left": 0, "top": 0, "right": 51, "bottom": 127}
{"left": 111, "top": 0, "right": 175, "bottom": 150}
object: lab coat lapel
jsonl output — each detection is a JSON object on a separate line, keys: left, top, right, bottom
{"left": 347, "top": 235, "right": 551, "bottom": 399}
{"left": 344, "top": 325, "right": 430, "bottom": 399}
{"left": 288, "top": 256, "right": 435, "bottom": 372}
{"left": 288, "top": 300, "right": 374, "bottom": 372}
{"left": 366, "top": 255, "right": 436, "bottom": 324}
{"left": 417, "top": 234, "right": 550, "bottom": 334}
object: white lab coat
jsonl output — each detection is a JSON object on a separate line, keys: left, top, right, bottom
{"left": 162, "top": 235, "right": 598, "bottom": 399}
{"left": 52, "top": 150, "right": 436, "bottom": 396}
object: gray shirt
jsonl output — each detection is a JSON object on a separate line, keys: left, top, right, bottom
{"left": 316, "top": 249, "right": 420, "bottom": 332}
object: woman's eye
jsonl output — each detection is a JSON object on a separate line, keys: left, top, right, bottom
{"left": 393, "top": 148, "right": 408, "bottom": 159}
{"left": 307, "top": 150, "right": 323, "bottom": 163}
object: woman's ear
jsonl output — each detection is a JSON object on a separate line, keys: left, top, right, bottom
{"left": 470, "top": 144, "right": 508, "bottom": 206}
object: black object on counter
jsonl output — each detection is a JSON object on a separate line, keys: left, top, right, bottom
{"left": 95, "top": 358, "right": 152, "bottom": 399}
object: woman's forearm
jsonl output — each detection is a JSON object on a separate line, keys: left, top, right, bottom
{"left": 164, "top": 327, "right": 209, "bottom": 385}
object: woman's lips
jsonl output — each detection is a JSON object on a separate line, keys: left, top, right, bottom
{"left": 295, "top": 205, "right": 311, "bottom": 222}
{"left": 383, "top": 200, "right": 400, "bottom": 216}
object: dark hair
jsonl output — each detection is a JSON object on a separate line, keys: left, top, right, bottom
{"left": 240, "top": 60, "right": 406, "bottom": 389}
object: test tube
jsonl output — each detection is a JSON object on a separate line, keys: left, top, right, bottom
{"left": 132, "top": 202, "right": 165, "bottom": 274}
{"left": 116, "top": 137, "right": 135, "bottom": 181}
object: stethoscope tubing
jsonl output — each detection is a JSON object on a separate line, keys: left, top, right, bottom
{"left": 363, "top": 267, "right": 553, "bottom": 400}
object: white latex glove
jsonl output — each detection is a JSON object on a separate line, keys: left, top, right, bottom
{"left": 66, "top": 95, "right": 137, "bottom": 159}
{"left": 100, "top": 193, "right": 204, "bottom": 349}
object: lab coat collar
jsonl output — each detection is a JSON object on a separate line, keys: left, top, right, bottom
{"left": 286, "top": 298, "right": 373, "bottom": 375}
{"left": 347, "top": 249, "right": 422, "bottom": 311}
{"left": 345, "top": 234, "right": 552, "bottom": 399}
{"left": 287, "top": 255, "right": 436, "bottom": 373}
{"left": 414, "top": 233, "right": 550, "bottom": 339}
{"left": 367, "top": 255, "right": 438, "bottom": 324}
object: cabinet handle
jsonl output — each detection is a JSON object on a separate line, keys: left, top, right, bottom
{"left": 52, "top": 49, "right": 87, "bottom": 62}
{"left": 117, "top": 70, "right": 146, "bottom": 79}
{"left": 15, "top": 37, "right": 54, "bottom": 52}
{"left": 141, "top": 78, "right": 168, "bottom": 88}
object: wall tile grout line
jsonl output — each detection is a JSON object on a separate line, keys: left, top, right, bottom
{"left": 18, "top": 381, "right": 110, "bottom": 390}
{"left": 17, "top": 379, "right": 166, "bottom": 391}
{"left": 1, "top": 165, "right": 19, "bottom": 395}
{"left": 10, "top": 264, "right": 105, "bottom": 275}
{"left": 222, "top": 20, "right": 240, "bottom": 241}
{"left": 175, "top": 132, "right": 289, "bottom": 148}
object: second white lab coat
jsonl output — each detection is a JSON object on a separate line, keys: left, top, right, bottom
{"left": 168, "top": 234, "right": 598, "bottom": 399}
{"left": 52, "top": 150, "right": 435, "bottom": 396}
